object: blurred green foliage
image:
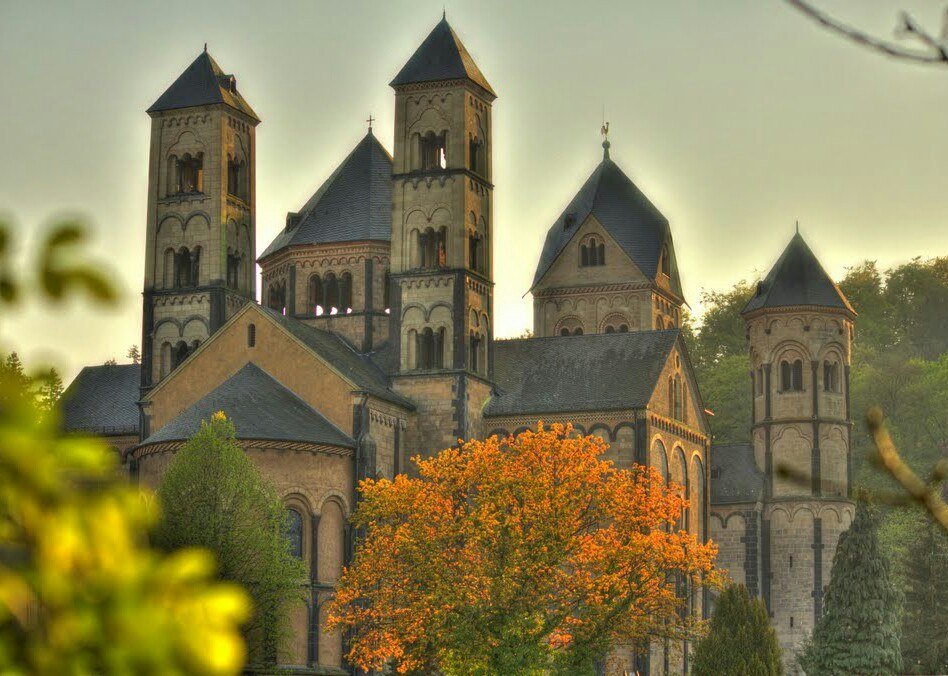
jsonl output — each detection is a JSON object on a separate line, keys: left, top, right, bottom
{"left": 0, "top": 219, "right": 249, "bottom": 674}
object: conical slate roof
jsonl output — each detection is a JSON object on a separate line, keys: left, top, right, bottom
{"left": 390, "top": 16, "right": 495, "bottom": 97}
{"left": 742, "top": 233, "right": 854, "bottom": 315}
{"left": 147, "top": 50, "right": 259, "bottom": 121}
{"left": 259, "top": 131, "right": 393, "bottom": 260}
{"left": 531, "top": 147, "right": 683, "bottom": 297}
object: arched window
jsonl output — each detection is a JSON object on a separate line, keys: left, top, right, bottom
{"left": 163, "top": 248, "right": 175, "bottom": 288}
{"left": 284, "top": 508, "right": 303, "bottom": 559}
{"left": 419, "top": 228, "right": 446, "bottom": 269}
{"left": 780, "top": 358, "right": 805, "bottom": 391}
{"left": 166, "top": 155, "right": 178, "bottom": 196}
{"left": 172, "top": 341, "right": 189, "bottom": 370}
{"left": 383, "top": 271, "right": 391, "bottom": 310}
{"left": 823, "top": 361, "right": 839, "bottom": 392}
{"left": 674, "top": 375, "right": 682, "bottom": 420}
{"left": 339, "top": 272, "right": 353, "bottom": 312}
{"left": 675, "top": 448, "right": 688, "bottom": 530}
{"left": 159, "top": 342, "right": 171, "bottom": 379}
{"left": 469, "top": 332, "right": 484, "bottom": 374}
{"left": 619, "top": 324, "right": 629, "bottom": 333}
{"left": 598, "top": 242, "right": 605, "bottom": 265}
{"left": 574, "top": 328, "right": 583, "bottom": 336}
{"left": 324, "top": 272, "right": 339, "bottom": 311}
{"left": 581, "top": 244, "right": 589, "bottom": 267}
{"left": 660, "top": 244, "right": 670, "bottom": 276}
{"left": 652, "top": 439, "right": 669, "bottom": 483}
{"left": 692, "top": 456, "right": 705, "bottom": 543}
{"left": 226, "top": 251, "right": 240, "bottom": 289}
{"left": 175, "top": 247, "right": 191, "bottom": 288}
{"left": 420, "top": 131, "right": 447, "bottom": 170}
{"left": 793, "top": 359, "right": 804, "bottom": 391}
{"left": 177, "top": 152, "right": 204, "bottom": 193}
{"left": 468, "top": 136, "right": 483, "bottom": 174}
{"left": 308, "top": 274, "right": 322, "bottom": 312}
{"left": 780, "top": 360, "right": 791, "bottom": 391}
{"left": 668, "top": 376, "right": 675, "bottom": 415}
{"left": 247, "top": 323, "right": 256, "bottom": 348}
{"left": 227, "top": 156, "right": 245, "bottom": 200}
{"left": 560, "top": 328, "right": 570, "bottom": 337}
{"left": 605, "top": 325, "right": 615, "bottom": 334}
{"left": 417, "top": 327, "right": 436, "bottom": 370}
{"left": 267, "top": 281, "right": 286, "bottom": 313}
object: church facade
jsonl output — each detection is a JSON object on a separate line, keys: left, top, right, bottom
{"left": 61, "top": 16, "right": 855, "bottom": 675}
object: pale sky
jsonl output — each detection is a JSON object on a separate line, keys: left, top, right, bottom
{"left": 1, "top": 1, "right": 946, "bottom": 381}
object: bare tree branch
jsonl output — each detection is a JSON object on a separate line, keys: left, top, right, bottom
{"left": 784, "top": 0, "right": 948, "bottom": 65}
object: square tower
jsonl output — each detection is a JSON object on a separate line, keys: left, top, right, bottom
{"left": 388, "top": 16, "right": 496, "bottom": 456}
{"left": 141, "top": 49, "right": 260, "bottom": 390}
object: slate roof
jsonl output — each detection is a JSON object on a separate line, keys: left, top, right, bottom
{"left": 140, "top": 363, "right": 354, "bottom": 448}
{"left": 531, "top": 151, "right": 683, "bottom": 297}
{"left": 259, "top": 132, "right": 392, "bottom": 260}
{"left": 61, "top": 364, "right": 140, "bottom": 435}
{"left": 709, "top": 443, "right": 764, "bottom": 505}
{"left": 390, "top": 16, "right": 495, "bottom": 97}
{"left": 263, "top": 309, "right": 414, "bottom": 410}
{"left": 147, "top": 50, "right": 259, "bottom": 121}
{"left": 485, "top": 330, "right": 679, "bottom": 417}
{"left": 742, "top": 233, "right": 854, "bottom": 315}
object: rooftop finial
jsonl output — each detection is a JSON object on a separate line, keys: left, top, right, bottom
{"left": 795, "top": 219, "right": 799, "bottom": 234}
{"left": 600, "top": 120, "right": 610, "bottom": 160}
{"left": 366, "top": 114, "right": 375, "bottom": 133}
{"left": 442, "top": 6, "right": 446, "bottom": 20}
{"left": 204, "top": 42, "right": 207, "bottom": 53}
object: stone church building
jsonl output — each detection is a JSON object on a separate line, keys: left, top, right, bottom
{"left": 61, "top": 15, "right": 855, "bottom": 675}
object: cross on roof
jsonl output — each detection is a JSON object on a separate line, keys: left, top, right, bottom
{"left": 366, "top": 114, "right": 375, "bottom": 131}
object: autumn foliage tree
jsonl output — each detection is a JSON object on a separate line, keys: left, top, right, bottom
{"left": 328, "top": 424, "right": 718, "bottom": 675}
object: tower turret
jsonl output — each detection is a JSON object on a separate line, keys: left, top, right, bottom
{"left": 141, "top": 49, "right": 259, "bottom": 390}
{"left": 742, "top": 231, "right": 856, "bottom": 664}
{"left": 388, "top": 15, "right": 496, "bottom": 456}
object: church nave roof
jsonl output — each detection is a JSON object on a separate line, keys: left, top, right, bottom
{"left": 61, "top": 363, "right": 141, "bottom": 435}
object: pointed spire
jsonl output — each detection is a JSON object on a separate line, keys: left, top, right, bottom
{"left": 148, "top": 50, "right": 259, "bottom": 122}
{"left": 742, "top": 232, "right": 855, "bottom": 316}
{"left": 390, "top": 17, "right": 495, "bottom": 97}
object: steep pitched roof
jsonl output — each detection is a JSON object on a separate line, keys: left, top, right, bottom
{"left": 709, "top": 443, "right": 764, "bottom": 505}
{"left": 61, "top": 364, "right": 140, "bottom": 435}
{"left": 531, "top": 150, "right": 683, "bottom": 297}
{"left": 390, "top": 16, "right": 495, "bottom": 97}
{"left": 485, "top": 330, "right": 679, "bottom": 417}
{"left": 259, "top": 132, "right": 392, "bottom": 260}
{"left": 263, "top": 309, "right": 414, "bottom": 410}
{"left": 147, "top": 50, "right": 259, "bottom": 122}
{"left": 140, "top": 363, "right": 354, "bottom": 448}
{"left": 742, "top": 233, "right": 854, "bottom": 315}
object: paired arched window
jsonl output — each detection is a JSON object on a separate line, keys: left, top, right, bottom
{"left": 284, "top": 507, "right": 303, "bottom": 559}
{"left": 170, "top": 339, "right": 199, "bottom": 370}
{"left": 267, "top": 280, "right": 287, "bottom": 314}
{"left": 170, "top": 152, "right": 204, "bottom": 195}
{"left": 580, "top": 238, "right": 605, "bottom": 267}
{"left": 226, "top": 250, "right": 241, "bottom": 289}
{"left": 468, "top": 135, "right": 484, "bottom": 174}
{"left": 559, "top": 327, "right": 584, "bottom": 336}
{"left": 174, "top": 247, "right": 200, "bottom": 289}
{"left": 416, "top": 327, "right": 446, "bottom": 370}
{"left": 780, "top": 359, "right": 805, "bottom": 392}
{"left": 227, "top": 155, "right": 248, "bottom": 201}
{"left": 420, "top": 131, "right": 447, "bottom": 170}
{"left": 603, "top": 324, "right": 629, "bottom": 334}
{"left": 469, "top": 232, "right": 485, "bottom": 274}
{"left": 418, "top": 227, "right": 447, "bottom": 269}
{"left": 823, "top": 360, "right": 840, "bottom": 392}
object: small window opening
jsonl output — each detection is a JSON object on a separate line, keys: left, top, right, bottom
{"left": 247, "top": 323, "right": 256, "bottom": 347}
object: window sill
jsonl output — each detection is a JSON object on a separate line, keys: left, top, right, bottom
{"left": 160, "top": 192, "right": 208, "bottom": 204}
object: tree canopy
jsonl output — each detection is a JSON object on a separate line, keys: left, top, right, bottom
{"left": 153, "top": 412, "right": 306, "bottom": 667}
{"left": 328, "top": 424, "right": 719, "bottom": 675}
{"left": 692, "top": 583, "right": 782, "bottom": 676}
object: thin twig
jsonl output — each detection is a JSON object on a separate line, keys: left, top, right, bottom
{"left": 784, "top": 0, "right": 948, "bottom": 65}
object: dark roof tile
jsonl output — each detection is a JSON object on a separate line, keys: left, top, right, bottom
{"left": 259, "top": 132, "right": 392, "bottom": 259}
{"left": 742, "top": 233, "right": 854, "bottom": 315}
{"left": 61, "top": 364, "right": 140, "bottom": 435}
{"left": 709, "top": 443, "right": 764, "bottom": 505}
{"left": 485, "top": 330, "right": 679, "bottom": 417}
{"left": 390, "top": 17, "right": 495, "bottom": 97}
{"left": 140, "top": 363, "right": 354, "bottom": 447}
{"left": 147, "top": 50, "right": 259, "bottom": 121}
{"left": 531, "top": 153, "right": 683, "bottom": 297}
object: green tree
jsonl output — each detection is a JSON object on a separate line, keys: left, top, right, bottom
{"left": 153, "top": 412, "right": 306, "bottom": 666}
{"left": 899, "top": 515, "right": 948, "bottom": 673}
{"left": 799, "top": 499, "right": 902, "bottom": 675}
{"left": 34, "top": 367, "right": 63, "bottom": 413}
{"left": 127, "top": 344, "right": 141, "bottom": 364}
{"left": 692, "top": 583, "right": 781, "bottom": 676}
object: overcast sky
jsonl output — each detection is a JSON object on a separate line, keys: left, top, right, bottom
{"left": 1, "top": 0, "right": 946, "bottom": 381}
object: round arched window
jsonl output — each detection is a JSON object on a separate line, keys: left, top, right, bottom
{"left": 285, "top": 507, "right": 304, "bottom": 558}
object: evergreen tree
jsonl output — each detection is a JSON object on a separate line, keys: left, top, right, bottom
{"left": 799, "top": 500, "right": 902, "bottom": 675}
{"left": 34, "top": 367, "right": 63, "bottom": 413}
{"left": 126, "top": 344, "right": 140, "bottom": 364}
{"left": 900, "top": 516, "right": 948, "bottom": 673}
{"left": 692, "top": 583, "right": 782, "bottom": 676}
{"left": 153, "top": 412, "right": 306, "bottom": 666}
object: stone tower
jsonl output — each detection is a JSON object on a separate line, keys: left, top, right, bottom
{"left": 141, "top": 49, "right": 259, "bottom": 391}
{"left": 529, "top": 139, "right": 685, "bottom": 337}
{"left": 742, "top": 232, "right": 856, "bottom": 665}
{"left": 388, "top": 15, "right": 496, "bottom": 456}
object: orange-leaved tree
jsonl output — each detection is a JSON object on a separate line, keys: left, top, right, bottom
{"left": 328, "top": 423, "right": 719, "bottom": 675}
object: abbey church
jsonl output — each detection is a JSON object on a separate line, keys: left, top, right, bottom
{"left": 61, "top": 16, "right": 856, "bottom": 675}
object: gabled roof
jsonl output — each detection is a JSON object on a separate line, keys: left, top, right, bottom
{"left": 742, "top": 232, "right": 854, "bottom": 315}
{"left": 61, "top": 364, "right": 141, "bottom": 435}
{"left": 139, "top": 363, "right": 354, "bottom": 448}
{"left": 485, "top": 330, "right": 680, "bottom": 417}
{"left": 259, "top": 132, "right": 392, "bottom": 260}
{"left": 147, "top": 50, "right": 259, "bottom": 122}
{"left": 262, "top": 309, "right": 414, "bottom": 410}
{"left": 390, "top": 16, "right": 495, "bottom": 97}
{"left": 710, "top": 443, "right": 764, "bottom": 505}
{"left": 531, "top": 149, "right": 683, "bottom": 297}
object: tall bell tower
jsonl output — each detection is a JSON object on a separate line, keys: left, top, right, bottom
{"left": 742, "top": 232, "right": 856, "bottom": 665}
{"left": 141, "top": 49, "right": 259, "bottom": 390}
{"left": 388, "top": 16, "right": 496, "bottom": 456}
